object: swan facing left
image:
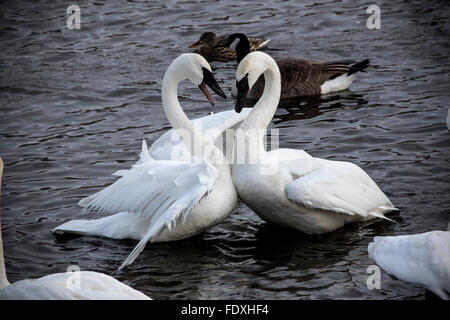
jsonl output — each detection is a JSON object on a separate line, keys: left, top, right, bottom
{"left": 53, "top": 54, "right": 248, "bottom": 271}
{"left": 230, "top": 52, "right": 398, "bottom": 234}
{"left": 0, "top": 158, "right": 151, "bottom": 300}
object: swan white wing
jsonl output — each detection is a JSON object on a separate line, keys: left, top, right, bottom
{"left": 0, "top": 271, "right": 151, "bottom": 300}
{"left": 284, "top": 158, "right": 397, "bottom": 219}
{"left": 78, "top": 140, "right": 218, "bottom": 269}
{"left": 368, "top": 231, "right": 450, "bottom": 299}
{"left": 149, "top": 108, "right": 252, "bottom": 161}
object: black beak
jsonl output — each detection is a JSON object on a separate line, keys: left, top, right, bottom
{"left": 200, "top": 67, "right": 226, "bottom": 105}
{"left": 235, "top": 74, "right": 249, "bottom": 113}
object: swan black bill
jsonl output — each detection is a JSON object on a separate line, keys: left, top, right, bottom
{"left": 235, "top": 73, "right": 249, "bottom": 113}
{"left": 201, "top": 67, "right": 226, "bottom": 100}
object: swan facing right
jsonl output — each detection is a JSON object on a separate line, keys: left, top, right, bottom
{"left": 231, "top": 51, "right": 398, "bottom": 234}
{"left": 53, "top": 54, "right": 250, "bottom": 271}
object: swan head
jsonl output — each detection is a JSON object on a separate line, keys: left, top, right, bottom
{"left": 189, "top": 32, "right": 219, "bottom": 48}
{"left": 168, "top": 53, "right": 226, "bottom": 105}
{"left": 235, "top": 51, "right": 272, "bottom": 112}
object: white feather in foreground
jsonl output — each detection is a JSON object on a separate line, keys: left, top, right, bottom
{"left": 0, "top": 271, "right": 151, "bottom": 300}
{"left": 368, "top": 230, "right": 450, "bottom": 300}
{"left": 0, "top": 157, "right": 151, "bottom": 300}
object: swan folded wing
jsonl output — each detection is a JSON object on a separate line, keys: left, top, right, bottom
{"left": 368, "top": 232, "right": 450, "bottom": 299}
{"left": 285, "top": 160, "right": 396, "bottom": 220}
{"left": 148, "top": 108, "right": 252, "bottom": 161}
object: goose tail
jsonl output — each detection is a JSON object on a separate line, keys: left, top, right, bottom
{"left": 348, "top": 59, "right": 370, "bottom": 75}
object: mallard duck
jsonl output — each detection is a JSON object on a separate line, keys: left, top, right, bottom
{"left": 222, "top": 33, "right": 370, "bottom": 100}
{"left": 189, "top": 32, "right": 270, "bottom": 61}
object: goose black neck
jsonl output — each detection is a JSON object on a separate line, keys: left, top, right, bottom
{"left": 229, "top": 33, "right": 251, "bottom": 63}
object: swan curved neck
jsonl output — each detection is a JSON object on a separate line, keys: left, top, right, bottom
{"left": 0, "top": 159, "right": 10, "bottom": 288}
{"left": 241, "top": 59, "right": 281, "bottom": 132}
{"left": 236, "top": 57, "right": 281, "bottom": 163}
{"left": 161, "top": 67, "right": 206, "bottom": 160}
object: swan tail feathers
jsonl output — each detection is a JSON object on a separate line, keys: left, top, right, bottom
{"left": 118, "top": 231, "right": 153, "bottom": 272}
{"left": 367, "top": 210, "right": 396, "bottom": 222}
{"left": 52, "top": 212, "right": 146, "bottom": 240}
{"left": 139, "top": 139, "right": 152, "bottom": 163}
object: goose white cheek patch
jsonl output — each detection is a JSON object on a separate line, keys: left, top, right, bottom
{"left": 230, "top": 38, "right": 240, "bottom": 51}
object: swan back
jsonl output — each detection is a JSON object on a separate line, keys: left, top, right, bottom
{"left": 0, "top": 271, "right": 151, "bottom": 300}
{"left": 368, "top": 231, "right": 450, "bottom": 299}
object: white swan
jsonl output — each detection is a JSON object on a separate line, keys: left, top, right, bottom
{"left": 54, "top": 53, "right": 250, "bottom": 271}
{"left": 230, "top": 51, "right": 398, "bottom": 234}
{"left": 0, "top": 158, "right": 151, "bottom": 300}
{"left": 368, "top": 223, "right": 450, "bottom": 300}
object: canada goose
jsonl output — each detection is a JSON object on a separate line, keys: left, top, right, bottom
{"left": 222, "top": 33, "right": 370, "bottom": 100}
{"left": 190, "top": 32, "right": 270, "bottom": 61}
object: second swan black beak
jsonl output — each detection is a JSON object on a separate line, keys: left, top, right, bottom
{"left": 235, "top": 73, "right": 249, "bottom": 113}
{"left": 199, "top": 67, "right": 226, "bottom": 106}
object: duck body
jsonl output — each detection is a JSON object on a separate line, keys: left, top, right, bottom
{"left": 369, "top": 230, "right": 450, "bottom": 299}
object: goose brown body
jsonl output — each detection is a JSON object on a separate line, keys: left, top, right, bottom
{"left": 248, "top": 59, "right": 369, "bottom": 99}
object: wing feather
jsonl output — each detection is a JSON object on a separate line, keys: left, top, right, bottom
{"left": 368, "top": 232, "right": 450, "bottom": 299}
{"left": 78, "top": 140, "right": 218, "bottom": 269}
{"left": 148, "top": 109, "right": 251, "bottom": 161}
{"left": 284, "top": 157, "right": 397, "bottom": 220}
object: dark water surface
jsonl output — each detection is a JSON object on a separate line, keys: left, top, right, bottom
{"left": 0, "top": 0, "right": 449, "bottom": 299}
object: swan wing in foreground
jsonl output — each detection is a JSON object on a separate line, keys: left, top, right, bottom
{"left": 57, "top": 140, "right": 218, "bottom": 270}
{"left": 0, "top": 271, "right": 151, "bottom": 300}
{"left": 368, "top": 231, "right": 450, "bottom": 299}
{"left": 284, "top": 155, "right": 398, "bottom": 220}
{"left": 149, "top": 108, "right": 252, "bottom": 160}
